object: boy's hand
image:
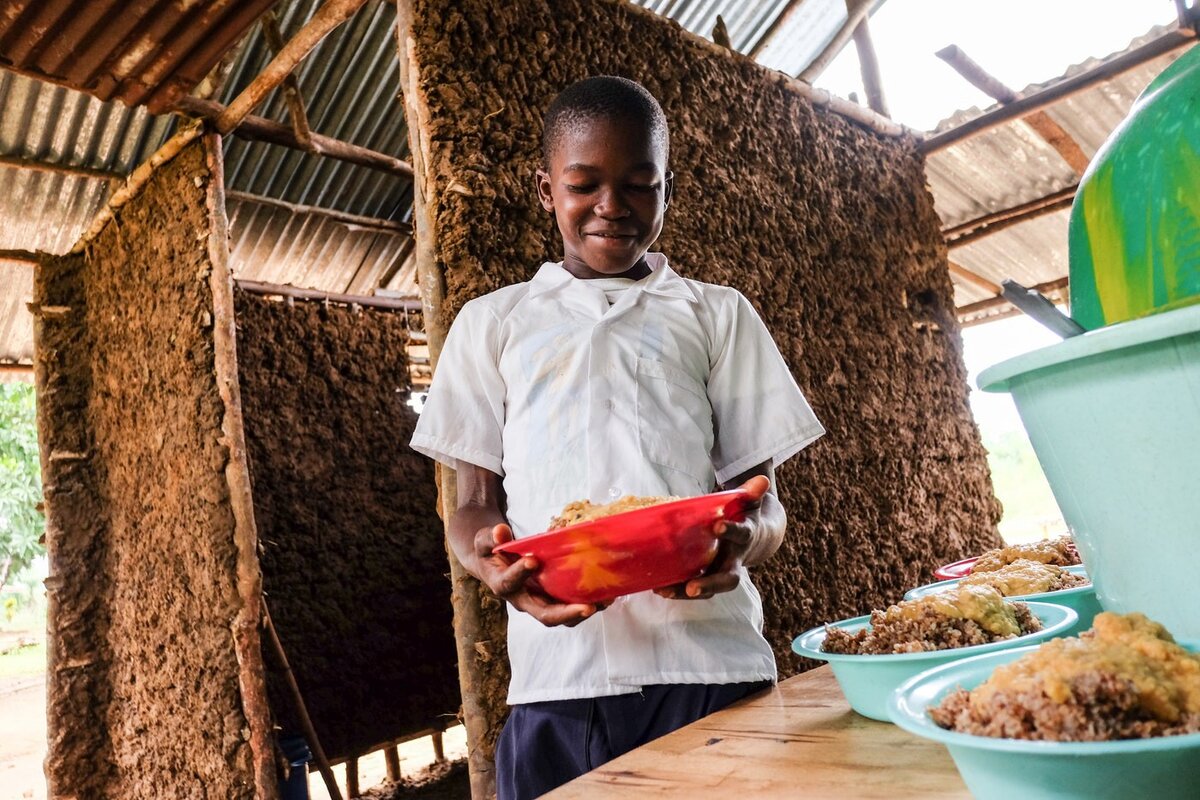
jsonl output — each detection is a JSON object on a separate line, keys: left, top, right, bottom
{"left": 474, "top": 523, "right": 605, "bottom": 627}
{"left": 653, "top": 474, "right": 771, "bottom": 601}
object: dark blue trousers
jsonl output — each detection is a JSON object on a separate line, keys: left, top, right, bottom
{"left": 495, "top": 681, "right": 771, "bottom": 800}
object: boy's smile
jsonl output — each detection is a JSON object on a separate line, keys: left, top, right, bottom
{"left": 537, "top": 116, "right": 673, "bottom": 280}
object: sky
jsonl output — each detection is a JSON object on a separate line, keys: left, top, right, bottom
{"left": 814, "top": 0, "right": 1178, "bottom": 132}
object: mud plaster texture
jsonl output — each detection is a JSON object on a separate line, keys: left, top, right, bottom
{"left": 34, "top": 141, "right": 259, "bottom": 798}
{"left": 235, "top": 293, "right": 458, "bottom": 760}
{"left": 405, "top": 0, "right": 1003, "bottom": 702}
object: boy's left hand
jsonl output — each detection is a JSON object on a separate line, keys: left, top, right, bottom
{"left": 653, "top": 474, "right": 771, "bottom": 601}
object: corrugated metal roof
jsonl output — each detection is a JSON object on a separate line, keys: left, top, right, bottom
{"left": 0, "top": 0, "right": 279, "bottom": 113}
{"left": 0, "top": 259, "right": 33, "bottom": 366}
{"left": 926, "top": 26, "right": 1189, "bottom": 315}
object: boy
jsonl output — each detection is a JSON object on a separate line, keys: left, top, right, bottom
{"left": 411, "top": 76, "right": 824, "bottom": 799}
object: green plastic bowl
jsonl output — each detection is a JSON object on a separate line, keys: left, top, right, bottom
{"left": 904, "top": 566, "right": 1100, "bottom": 635}
{"left": 791, "top": 601, "right": 1077, "bottom": 722}
{"left": 888, "top": 643, "right": 1200, "bottom": 800}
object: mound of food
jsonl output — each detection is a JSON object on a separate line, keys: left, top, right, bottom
{"left": 959, "top": 559, "right": 1089, "bottom": 596}
{"left": 971, "top": 535, "right": 1080, "bottom": 573}
{"left": 548, "top": 495, "right": 678, "bottom": 530}
{"left": 821, "top": 585, "right": 1043, "bottom": 655}
{"left": 931, "top": 612, "right": 1200, "bottom": 741}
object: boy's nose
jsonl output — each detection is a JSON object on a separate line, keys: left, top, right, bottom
{"left": 594, "top": 189, "right": 630, "bottom": 218}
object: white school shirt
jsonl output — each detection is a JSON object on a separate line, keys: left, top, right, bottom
{"left": 411, "top": 254, "right": 825, "bottom": 704}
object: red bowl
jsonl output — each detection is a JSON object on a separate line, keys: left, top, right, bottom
{"left": 933, "top": 557, "right": 979, "bottom": 581}
{"left": 493, "top": 488, "right": 754, "bottom": 604}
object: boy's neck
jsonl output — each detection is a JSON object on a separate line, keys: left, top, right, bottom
{"left": 562, "top": 254, "right": 652, "bottom": 281}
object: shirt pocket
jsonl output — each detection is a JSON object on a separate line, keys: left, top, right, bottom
{"left": 635, "top": 357, "right": 714, "bottom": 481}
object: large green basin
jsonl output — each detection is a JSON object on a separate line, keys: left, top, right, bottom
{"left": 978, "top": 303, "right": 1200, "bottom": 639}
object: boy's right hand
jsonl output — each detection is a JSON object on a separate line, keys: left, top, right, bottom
{"left": 473, "top": 523, "right": 603, "bottom": 627}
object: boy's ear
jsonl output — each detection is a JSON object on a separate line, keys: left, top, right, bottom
{"left": 535, "top": 169, "right": 555, "bottom": 213}
{"left": 664, "top": 170, "right": 674, "bottom": 208}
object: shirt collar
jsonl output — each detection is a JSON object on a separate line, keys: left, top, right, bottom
{"left": 528, "top": 253, "right": 698, "bottom": 303}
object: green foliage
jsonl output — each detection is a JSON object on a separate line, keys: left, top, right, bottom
{"left": 0, "top": 383, "right": 44, "bottom": 594}
{"left": 981, "top": 427, "right": 1066, "bottom": 545}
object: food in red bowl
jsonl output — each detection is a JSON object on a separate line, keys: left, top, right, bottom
{"left": 492, "top": 488, "right": 754, "bottom": 604}
{"left": 934, "top": 535, "right": 1081, "bottom": 581}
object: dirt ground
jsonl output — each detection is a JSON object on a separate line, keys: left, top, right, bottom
{"left": 0, "top": 674, "right": 47, "bottom": 800}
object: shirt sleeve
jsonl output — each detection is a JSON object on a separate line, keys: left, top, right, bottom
{"left": 707, "top": 290, "right": 825, "bottom": 485}
{"left": 410, "top": 298, "right": 506, "bottom": 475}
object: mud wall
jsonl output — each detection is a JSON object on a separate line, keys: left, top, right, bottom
{"left": 34, "top": 138, "right": 271, "bottom": 799}
{"left": 235, "top": 292, "right": 457, "bottom": 759}
{"left": 403, "top": 0, "right": 1002, "bottom": 702}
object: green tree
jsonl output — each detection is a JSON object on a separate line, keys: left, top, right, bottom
{"left": 0, "top": 383, "right": 44, "bottom": 594}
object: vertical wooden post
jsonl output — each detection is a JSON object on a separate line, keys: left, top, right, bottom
{"left": 851, "top": 13, "right": 889, "bottom": 117}
{"left": 346, "top": 757, "right": 359, "bottom": 797}
{"left": 384, "top": 746, "right": 402, "bottom": 781}
{"left": 394, "top": 3, "right": 504, "bottom": 798}
{"left": 432, "top": 730, "right": 446, "bottom": 763}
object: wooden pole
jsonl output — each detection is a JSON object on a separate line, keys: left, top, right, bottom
{"left": 384, "top": 746, "right": 401, "bottom": 781}
{"left": 216, "top": 0, "right": 369, "bottom": 133}
{"left": 432, "top": 731, "right": 446, "bottom": 763}
{"left": 798, "top": 0, "right": 873, "bottom": 83}
{"left": 0, "top": 363, "right": 33, "bottom": 374}
{"left": 0, "top": 248, "right": 40, "bottom": 263}
{"left": 851, "top": 14, "right": 889, "bottom": 117}
{"left": 260, "top": 9, "right": 316, "bottom": 150}
{"left": 748, "top": 0, "right": 804, "bottom": 59}
{"left": 175, "top": 95, "right": 414, "bottom": 178}
{"left": 395, "top": 3, "right": 502, "bottom": 797}
{"left": 945, "top": 185, "right": 1077, "bottom": 248}
{"left": 346, "top": 757, "right": 359, "bottom": 797}
{"left": 234, "top": 278, "right": 420, "bottom": 311}
{"left": 934, "top": 45, "right": 1089, "bottom": 174}
{"left": 923, "top": 28, "right": 1197, "bottom": 153}
{"left": 263, "top": 601, "right": 344, "bottom": 800}
{"left": 947, "top": 261, "right": 1001, "bottom": 295}
{"left": 0, "top": 153, "right": 125, "bottom": 182}
{"left": 225, "top": 190, "right": 413, "bottom": 235}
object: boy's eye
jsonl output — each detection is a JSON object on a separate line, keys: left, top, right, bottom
{"left": 627, "top": 183, "right": 658, "bottom": 192}
{"left": 566, "top": 184, "right": 595, "bottom": 193}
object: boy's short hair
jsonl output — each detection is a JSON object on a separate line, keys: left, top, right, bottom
{"left": 542, "top": 76, "right": 669, "bottom": 166}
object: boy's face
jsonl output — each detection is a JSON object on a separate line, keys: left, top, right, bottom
{"left": 536, "top": 115, "right": 673, "bottom": 279}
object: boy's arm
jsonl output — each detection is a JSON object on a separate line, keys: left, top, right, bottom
{"left": 654, "top": 460, "right": 785, "bottom": 601}
{"left": 451, "top": 461, "right": 602, "bottom": 627}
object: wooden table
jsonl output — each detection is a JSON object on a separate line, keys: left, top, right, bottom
{"left": 548, "top": 666, "right": 970, "bottom": 798}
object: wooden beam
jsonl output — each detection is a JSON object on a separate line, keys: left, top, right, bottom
{"left": 798, "top": 0, "right": 873, "bottom": 83}
{"left": 947, "top": 261, "right": 1001, "bottom": 295}
{"left": 923, "top": 28, "right": 1197, "bottom": 153}
{"left": 234, "top": 279, "right": 421, "bottom": 311}
{"left": 225, "top": 190, "right": 412, "bottom": 235}
{"left": 935, "top": 45, "right": 1089, "bottom": 174}
{"left": 263, "top": 601, "right": 344, "bottom": 800}
{"left": 0, "top": 153, "right": 124, "bottom": 182}
{"left": 852, "top": 15, "right": 889, "bottom": 117}
{"left": 384, "top": 746, "right": 401, "bottom": 781}
{"left": 0, "top": 363, "right": 34, "bottom": 374}
{"left": 945, "top": 185, "right": 1077, "bottom": 248}
{"left": 0, "top": 248, "right": 40, "bottom": 263}
{"left": 175, "top": 95, "right": 414, "bottom": 179}
{"left": 215, "top": 0, "right": 369, "bottom": 133}
{"left": 748, "top": 0, "right": 804, "bottom": 59}
{"left": 260, "top": 9, "right": 315, "bottom": 150}
{"left": 957, "top": 276, "right": 1070, "bottom": 319}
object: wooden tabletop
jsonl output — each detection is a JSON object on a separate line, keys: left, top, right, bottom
{"left": 548, "top": 666, "right": 970, "bottom": 799}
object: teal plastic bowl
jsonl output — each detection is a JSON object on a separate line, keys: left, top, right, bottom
{"left": 904, "top": 565, "right": 1100, "bottom": 635}
{"left": 791, "top": 601, "right": 1077, "bottom": 722}
{"left": 888, "top": 643, "right": 1200, "bottom": 800}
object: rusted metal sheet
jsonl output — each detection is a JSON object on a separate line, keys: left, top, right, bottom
{"left": 0, "top": 0, "right": 279, "bottom": 113}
